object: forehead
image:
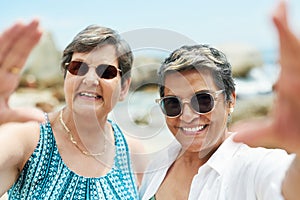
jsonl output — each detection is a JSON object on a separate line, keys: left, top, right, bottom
{"left": 72, "top": 44, "right": 118, "bottom": 64}
{"left": 164, "top": 69, "right": 217, "bottom": 96}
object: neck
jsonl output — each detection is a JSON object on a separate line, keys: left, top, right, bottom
{"left": 63, "top": 107, "right": 108, "bottom": 135}
{"left": 179, "top": 136, "right": 225, "bottom": 166}
{"left": 58, "top": 108, "right": 112, "bottom": 157}
{"left": 179, "top": 151, "right": 209, "bottom": 167}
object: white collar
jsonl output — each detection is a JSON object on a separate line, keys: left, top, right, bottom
{"left": 204, "top": 133, "right": 244, "bottom": 175}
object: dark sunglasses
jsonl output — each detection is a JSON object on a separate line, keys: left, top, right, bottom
{"left": 65, "top": 61, "right": 121, "bottom": 79}
{"left": 156, "top": 90, "right": 224, "bottom": 118}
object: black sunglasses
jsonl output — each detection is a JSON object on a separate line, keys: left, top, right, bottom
{"left": 65, "top": 61, "right": 121, "bottom": 79}
{"left": 156, "top": 90, "right": 224, "bottom": 118}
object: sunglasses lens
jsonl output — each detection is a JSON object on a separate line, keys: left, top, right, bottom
{"left": 158, "top": 92, "right": 218, "bottom": 117}
{"left": 160, "top": 97, "right": 181, "bottom": 117}
{"left": 67, "top": 62, "right": 119, "bottom": 79}
{"left": 67, "top": 61, "right": 88, "bottom": 76}
{"left": 96, "top": 64, "right": 118, "bottom": 79}
{"left": 192, "top": 93, "right": 214, "bottom": 113}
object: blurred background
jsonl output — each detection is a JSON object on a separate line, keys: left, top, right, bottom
{"left": 1, "top": 1, "right": 300, "bottom": 198}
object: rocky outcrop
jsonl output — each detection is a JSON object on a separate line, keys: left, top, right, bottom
{"left": 216, "top": 43, "right": 264, "bottom": 77}
{"left": 20, "top": 31, "right": 63, "bottom": 88}
{"left": 129, "top": 43, "right": 264, "bottom": 91}
{"left": 230, "top": 94, "right": 274, "bottom": 126}
{"left": 130, "top": 56, "right": 163, "bottom": 91}
{"left": 13, "top": 31, "right": 65, "bottom": 112}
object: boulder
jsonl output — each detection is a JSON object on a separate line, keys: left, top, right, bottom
{"left": 130, "top": 55, "right": 163, "bottom": 91}
{"left": 20, "top": 31, "right": 63, "bottom": 88}
{"left": 230, "top": 94, "right": 274, "bottom": 126}
{"left": 9, "top": 88, "right": 62, "bottom": 112}
{"left": 216, "top": 43, "right": 264, "bottom": 77}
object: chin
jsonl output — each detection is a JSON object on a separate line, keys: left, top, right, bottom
{"left": 180, "top": 139, "right": 203, "bottom": 151}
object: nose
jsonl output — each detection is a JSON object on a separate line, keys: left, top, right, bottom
{"left": 179, "top": 102, "right": 199, "bottom": 123}
{"left": 82, "top": 67, "right": 99, "bottom": 86}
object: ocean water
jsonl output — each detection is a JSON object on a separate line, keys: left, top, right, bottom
{"left": 235, "top": 48, "right": 280, "bottom": 98}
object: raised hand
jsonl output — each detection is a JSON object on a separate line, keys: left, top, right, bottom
{"left": 233, "top": 0, "right": 300, "bottom": 155}
{"left": 0, "top": 19, "right": 44, "bottom": 124}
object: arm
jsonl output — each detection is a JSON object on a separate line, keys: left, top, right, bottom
{"left": 0, "top": 122, "right": 39, "bottom": 196}
{"left": 233, "top": 1, "right": 300, "bottom": 199}
{"left": 282, "top": 156, "right": 300, "bottom": 199}
{"left": 0, "top": 19, "right": 44, "bottom": 125}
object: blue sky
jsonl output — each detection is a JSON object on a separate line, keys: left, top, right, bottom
{"left": 1, "top": 0, "right": 300, "bottom": 51}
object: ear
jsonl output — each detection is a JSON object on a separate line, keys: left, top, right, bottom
{"left": 227, "top": 91, "right": 236, "bottom": 114}
{"left": 119, "top": 78, "right": 131, "bottom": 101}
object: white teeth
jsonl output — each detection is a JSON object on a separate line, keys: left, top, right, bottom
{"left": 182, "top": 125, "right": 205, "bottom": 132}
{"left": 80, "top": 92, "right": 99, "bottom": 98}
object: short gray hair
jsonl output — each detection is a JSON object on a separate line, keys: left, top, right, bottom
{"left": 61, "top": 25, "right": 133, "bottom": 85}
{"left": 158, "top": 44, "right": 235, "bottom": 102}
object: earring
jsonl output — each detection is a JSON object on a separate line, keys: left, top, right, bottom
{"left": 229, "top": 107, "right": 234, "bottom": 113}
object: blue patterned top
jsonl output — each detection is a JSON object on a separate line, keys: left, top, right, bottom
{"left": 8, "top": 115, "right": 139, "bottom": 200}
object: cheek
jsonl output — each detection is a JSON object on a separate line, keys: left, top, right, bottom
{"left": 211, "top": 103, "right": 228, "bottom": 126}
{"left": 110, "top": 88, "right": 121, "bottom": 106}
{"left": 102, "top": 80, "right": 121, "bottom": 103}
{"left": 166, "top": 118, "right": 179, "bottom": 135}
{"left": 205, "top": 108, "right": 228, "bottom": 139}
{"left": 64, "top": 77, "right": 78, "bottom": 98}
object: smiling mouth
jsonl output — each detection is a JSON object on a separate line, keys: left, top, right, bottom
{"left": 79, "top": 92, "right": 102, "bottom": 100}
{"left": 181, "top": 124, "right": 208, "bottom": 135}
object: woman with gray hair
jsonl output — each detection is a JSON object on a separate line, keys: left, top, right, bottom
{"left": 0, "top": 21, "right": 139, "bottom": 199}
{"left": 140, "top": 2, "right": 300, "bottom": 199}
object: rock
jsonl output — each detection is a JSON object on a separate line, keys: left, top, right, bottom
{"left": 130, "top": 56, "right": 163, "bottom": 91}
{"left": 9, "top": 88, "right": 62, "bottom": 112}
{"left": 230, "top": 94, "right": 274, "bottom": 126}
{"left": 216, "top": 43, "right": 264, "bottom": 77}
{"left": 20, "top": 31, "right": 63, "bottom": 88}
{"left": 130, "top": 43, "right": 264, "bottom": 91}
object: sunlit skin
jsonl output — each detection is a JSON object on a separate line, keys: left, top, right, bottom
{"left": 0, "top": 20, "right": 44, "bottom": 123}
{"left": 60, "top": 44, "right": 130, "bottom": 140}
{"left": 63, "top": 45, "right": 126, "bottom": 124}
{"left": 155, "top": 69, "right": 236, "bottom": 199}
{"left": 48, "top": 44, "right": 131, "bottom": 171}
{"left": 163, "top": 69, "right": 234, "bottom": 157}
{"left": 233, "top": 2, "right": 300, "bottom": 199}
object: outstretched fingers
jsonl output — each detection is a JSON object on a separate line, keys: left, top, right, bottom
{"left": 0, "top": 19, "right": 42, "bottom": 73}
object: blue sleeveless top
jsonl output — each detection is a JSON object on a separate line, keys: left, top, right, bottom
{"left": 8, "top": 115, "right": 139, "bottom": 199}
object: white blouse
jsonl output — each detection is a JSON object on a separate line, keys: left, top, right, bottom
{"left": 140, "top": 134, "right": 294, "bottom": 200}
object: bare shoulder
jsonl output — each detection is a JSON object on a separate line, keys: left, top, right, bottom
{"left": 0, "top": 121, "right": 40, "bottom": 136}
{"left": 0, "top": 121, "right": 40, "bottom": 153}
{"left": 0, "top": 121, "right": 40, "bottom": 196}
